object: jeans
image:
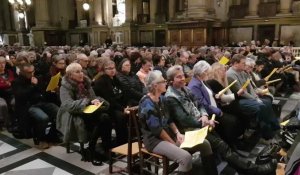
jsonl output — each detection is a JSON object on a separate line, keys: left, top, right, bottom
{"left": 28, "top": 102, "right": 59, "bottom": 140}
{"left": 152, "top": 139, "right": 212, "bottom": 172}
{"left": 238, "top": 98, "right": 280, "bottom": 139}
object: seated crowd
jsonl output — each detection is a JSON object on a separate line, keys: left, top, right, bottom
{"left": 0, "top": 43, "right": 298, "bottom": 174}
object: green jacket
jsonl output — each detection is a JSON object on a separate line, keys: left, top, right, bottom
{"left": 165, "top": 86, "right": 207, "bottom": 132}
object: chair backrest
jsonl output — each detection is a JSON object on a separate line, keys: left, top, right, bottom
{"left": 127, "top": 106, "right": 143, "bottom": 151}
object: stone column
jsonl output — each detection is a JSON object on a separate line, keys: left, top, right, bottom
{"left": 76, "top": 0, "right": 83, "bottom": 26}
{"left": 0, "top": 2, "right": 4, "bottom": 31}
{"left": 150, "top": 0, "right": 157, "bottom": 23}
{"left": 206, "top": 0, "right": 215, "bottom": 16}
{"left": 132, "top": 0, "right": 137, "bottom": 22}
{"left": 94, "top": 0, "right": 103, "bottom": 25}
{"left": 245, "top": 0, "right": 259, "bottom": 18}
{"left": 35, "top": 0, "right": 50, "bottom": 27}
{"left": 136, "top": 0, "right": 142, "bottom": 14}
{"left": 3, "top": 0, "right": 12, "bottom": 30}
{"left": 168, "top": 0, "right": 175, "bottom": 21}
{"left": 277, "top": 0, "right": 292, "bottom": 15}
{"left": 187, "top": 0, "right": 207, "bottom": 18}
{"left": 126, "top": 0, "right": 133, "bottom": 22}
{"left": 103, "top": 0, "right": 113, "bottom": 26}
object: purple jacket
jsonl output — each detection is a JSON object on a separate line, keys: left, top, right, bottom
{"left": 188, "top": 77, "right": 222, "bottom": 116}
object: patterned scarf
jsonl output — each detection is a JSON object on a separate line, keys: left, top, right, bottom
{"left": 77, "top": 82, "right": 88, "bottom": 99}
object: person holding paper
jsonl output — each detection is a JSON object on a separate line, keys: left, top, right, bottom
{"left": 227, "top": 54, "right": 280, "bottom": 140}
{"left": 57, "top": 63, "right": 111, "bottom": 166}
{"left": 139, "top": 70, "right": 217, "bottom": 175}
{"left": 207, "top": 62, "right": 245, "bottom": 112}
{"left": 244, "top": 58, "right": 274, "bottom": 101}
{"left": 165, "top": 65, "right": 277, "bottom": 175}
{"left": 188, "top": 61, "right": 244, "bottom": 143}
{"left": 44, "top": 54, "right": 66, "bottom": 106}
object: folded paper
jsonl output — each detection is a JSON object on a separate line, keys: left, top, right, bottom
{"left": 209, "top": 114, "right": 216, "bottom": 132}
{"left": 266, "top": 78, "right": 281, "bottom": 85}
{"left": 219, "top": 56, "right": 229, "bottom": 65}
{"left": 264, "top": 68, "right": 278, "bottom": 81}
{"left": 83, "top": 101, "right": 104, "bottom": 114}
{"left": 180, "top": 126, "right": 209, "bottom": 148}
{"left": 46, "top": 72, "right": 61, "bottom": 92}
{"left": 218, "top": 80, "right": 237, "bottom": 96}
{"left": 242, "top": 79, "right": 251, "bottom": 89}
{"left": 280, "top": 119, "right": 290, "bottom": 126}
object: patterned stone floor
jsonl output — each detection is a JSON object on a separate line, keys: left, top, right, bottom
{"left": 0, "top": 92, "right": 299, "bottom": 175}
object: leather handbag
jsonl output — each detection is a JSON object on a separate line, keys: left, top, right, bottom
{"left": 255, "top": 143, "right": 281, "bottom": 165}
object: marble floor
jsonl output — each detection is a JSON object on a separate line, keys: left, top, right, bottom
{"left": 0, "top": 92, "right": 299, "bottom": 175}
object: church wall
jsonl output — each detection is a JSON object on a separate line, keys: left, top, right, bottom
{"left": 229, "top": 27, "right": 253, "bottom": 43}
{"left": 280, "top": 25, "right": 300, "bottom": 46}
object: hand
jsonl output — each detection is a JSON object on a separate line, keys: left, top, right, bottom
{"left": 176, "top": 132, "right": 185, "bottom": 144}
{"left": 31, "top": 77, "right": 38, "bottom": 85}
{"left": 215, "top": 93, "right": 222, "bottom": 99}
{"left": 124, "top": 106, "right": 130, "bottom": 114}
{"left": 199, "top": 115, "right": 210, "bottom": 127}
{"left": 256, "top": 98, "right": 263, "bottom": 103}
{"left": 91, "top": 99, "right": 101, "bottom": 106}
{"left": 237, "top": 88, "right": 245, "bottom": 96}
{"left": 208, "top": 119, "right": 219, "bottom": 129}
{"left": 5, "top": 81, "right": 11, "bottom": 87}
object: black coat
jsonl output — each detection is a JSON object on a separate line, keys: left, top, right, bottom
{"left": 117, "top": 72, "right": 145, "bottom": 106}
{"left": 12, "top": 75, "right": 45, "bottom": 137}
{"left": 93, "top": 74, "right": 125, "bottom": 111}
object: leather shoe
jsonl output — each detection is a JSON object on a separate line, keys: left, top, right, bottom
{"left": 91, "top": 159, "right": 103, "bottom": 166}
{"left": 256, "top": 159, "right": 277, "bottom": 174}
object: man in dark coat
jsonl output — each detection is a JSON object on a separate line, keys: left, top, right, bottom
{"left": 12, "top": 63, "right": 59, "bottom": 148}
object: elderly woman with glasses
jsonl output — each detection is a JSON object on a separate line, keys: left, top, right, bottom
{"left": 93, "top": 59, "right": 128, "bottom": 147}
{"left": 57, "top": 63, "right": 111, "bottom": 166}
{"left": 165, "top": 65, "right": 277, "bottom": 174}
{"left": 139, "top": 70, "right": 216, "bottom": 175}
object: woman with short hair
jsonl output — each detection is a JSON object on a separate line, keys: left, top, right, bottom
{"left": 57, "top": 63, "right": 111, "bottom": 166}
{"left": 117, "top": 58, "right": 145, "bottom": 106}
{"left": 139, "top": 70, "right": 217, "bottom": 175}
{"left": 93, "top": 60, "right": 128, "bottom": 147}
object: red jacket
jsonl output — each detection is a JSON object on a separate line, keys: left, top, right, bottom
{"left": 0, "top": 70, "right": 15, "bottom": 89}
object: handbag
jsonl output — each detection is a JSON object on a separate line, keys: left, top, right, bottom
{"left": 255, "top": 143, "right": 281, "bottom": 165}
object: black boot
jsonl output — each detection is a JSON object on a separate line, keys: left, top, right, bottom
{"left": 201, "top": 155, "right": 218, "bottom": 175}
{"left": 207, "top": 133, "right": 277, "bottom": 174}
{"left": 224, "top": 150, "right": 277, "bottom": 174}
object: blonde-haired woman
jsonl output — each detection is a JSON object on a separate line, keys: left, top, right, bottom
{"left": 57, "top": 63, "right": 111, "bottom": 166}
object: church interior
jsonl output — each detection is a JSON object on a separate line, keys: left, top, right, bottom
{"left": 0, "top": 0, "right": 300, "bottom": 47}
{"left": 0, "top": 0, "right": 300, "bottom": 175}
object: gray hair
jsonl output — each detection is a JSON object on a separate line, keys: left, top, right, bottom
{"left": 166, "top": 65, "right": 183, "bottom": 81}
{"left": 192, "top": 60, "right": 211, "bottom": 77}
{"left": 245, "top": 57, "right": 256, "bottom": 67}
{"left": 77, "top": 53, "right": 88, "bottom": 60}
{"left": 145, "top": 70, "right": 163, "bottom": 93}
{"left": 66, "top": 63, "right": 82, "bottom": 77}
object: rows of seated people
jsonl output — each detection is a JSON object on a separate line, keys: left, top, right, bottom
{"left": 0, "top": 44, "right": 298, "bottom": 174}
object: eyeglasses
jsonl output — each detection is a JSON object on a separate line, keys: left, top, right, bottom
{"left": 156, "top": 80, "right": 167, "bottom": 84}
{"left": 105, "top": 67, "right": 116, "bottom": 70}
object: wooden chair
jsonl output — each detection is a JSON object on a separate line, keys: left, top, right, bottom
{"left": 130, "top": 107, "right": 178, "bottom": 175}
{"left": 109, "top": 106, "right": 140, "bottom": 174}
